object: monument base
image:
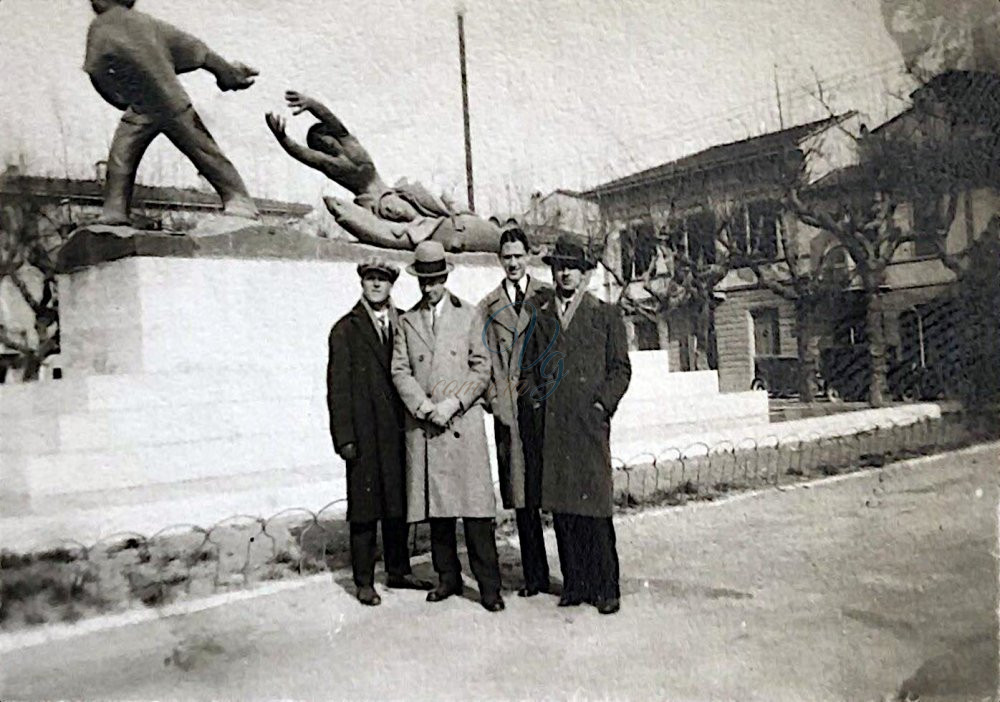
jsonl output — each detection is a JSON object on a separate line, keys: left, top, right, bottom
{"left": 1, "top": 229, "right": 769, "bottom": 550}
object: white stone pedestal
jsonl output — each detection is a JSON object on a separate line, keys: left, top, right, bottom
{"left": 2, "top": 244, "right": 517, "bottom": 549}
{"left": 1, "top": 236, "right": 768, "bottom": 550}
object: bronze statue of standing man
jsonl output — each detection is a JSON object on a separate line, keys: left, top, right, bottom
{"left": 84, "top": 0, "right": 260, "bottom": 225}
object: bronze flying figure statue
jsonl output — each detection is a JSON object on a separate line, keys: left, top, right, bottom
{"left": 266, "top": 91, "right": 500, "bottom": 252}
{"left": 84, "top": 0, "right": 260, "bottom": 225}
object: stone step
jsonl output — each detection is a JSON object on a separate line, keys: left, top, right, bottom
{"left": 620, "top": 368, "right": 720, "bottom": 402}
{"left": 614, "top": 390, "right": 768, "bottom": 426}
{"left": 6, "top": 430, "right": 337, "bottom": 500}
{"left": 0, "top": 367, "right": 325, "bottom": 417}
{"left": 1, "top": 471, "right": 350, "bottom": 553}
{"left": 611, "top": 403, "right": 943, "bottom": 461}
{"left": 611, "top": 416, "right": 769, "bottom": 457}
{"left": 1, "top": 396, "right": 327, "bottom": 454}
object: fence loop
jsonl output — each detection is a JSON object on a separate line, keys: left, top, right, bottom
{"left": 2, "top": 410, "right": 970, "bottom": 631}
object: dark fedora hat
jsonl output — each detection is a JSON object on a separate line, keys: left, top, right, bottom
{"left": 541, "top": 234, "right": 596, "bottom": 270}
{"left": 405, "top": 241, "right": 454, "bottom": 277}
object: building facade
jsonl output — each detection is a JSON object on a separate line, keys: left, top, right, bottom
{"left": 586, "top": 71, "right": 1000, "bottom": 396}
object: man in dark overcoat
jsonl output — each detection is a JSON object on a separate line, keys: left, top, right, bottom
{"left": 479, "top": 226, "right": 551, "bottom": 597}
{"left": 521, "top": 235, "right": 632, "bottom": 614}
{"left": 328, "top": 256, "right": 433, "bottom": 606}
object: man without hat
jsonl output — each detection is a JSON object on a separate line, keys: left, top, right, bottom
{"left": 391, "top": 241, "right": 505, "bottom": 612}
{"left": 522, "top": 235, "right": 632, "bottom": 614}
{"left": 328, "top": 257, "right": 434, "bottom": 605}
{"left": 479, "top": 226, "right": 552, "bottom": 598}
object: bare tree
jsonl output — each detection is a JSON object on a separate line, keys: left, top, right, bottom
{"left": 0, "top": 182, "right": 77, "bottom": 381}
{"left": 785, "top": 76, "right": 987, "bottom": 406}
{"left": 737, "top": 213, "right": 851, "bottom": 402}
{"left": 600, "top": 196, "right": 738, "bottom": 369}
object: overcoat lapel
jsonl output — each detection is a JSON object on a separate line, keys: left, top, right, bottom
{"left": 352, "top": 301, "right": 398, "bottom": 371}
{"left": 516, "top": 276, "right": 546, "bottom": 336}
{"left": 483, "top": 285, "right": 519, "bottom": 335}
{"left": 403, "top": 303, "right": 435, "bottom": 350}
{"left": 432, "top": 294, "right": 464, "bottom": 361}
{"left": 557, "top": 281, "right": 589, "bottom": 331}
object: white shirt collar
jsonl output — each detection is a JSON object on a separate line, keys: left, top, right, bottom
{"left": 428, "top": 294, "right": 448, "bottom": 317}
{"left": 504, "top": 276, "right": 528, "bottom": 301}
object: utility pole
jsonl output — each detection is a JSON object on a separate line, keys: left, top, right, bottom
{"left": 774, "top": 64, "right": 785, "bottom": 130}
{"left": 458, "top": 10, "right": 475, "bottom": 212}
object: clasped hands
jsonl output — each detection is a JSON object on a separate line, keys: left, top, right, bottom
{"left": 419, "top": 397, "right": 462, "bottom": 428}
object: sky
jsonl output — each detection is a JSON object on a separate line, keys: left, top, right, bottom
{"left": 0, "top": 0, "right": 915, "bottom": 216}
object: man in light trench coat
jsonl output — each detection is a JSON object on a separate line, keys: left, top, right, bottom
{"left": 391, "top": 241, "right": 505, "bottom": 612}
{"left": 479, "top": 226, "right": 551, "bottom": 597}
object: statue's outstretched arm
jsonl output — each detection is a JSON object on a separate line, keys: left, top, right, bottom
{"left": 152, "top": 16, "right": 257, "bottom": 92}
{"left": 265, "top": 113, "right": 360, "bottom": 189}
{"left": 285, "top": 91, "right": 349, "bottom": 137}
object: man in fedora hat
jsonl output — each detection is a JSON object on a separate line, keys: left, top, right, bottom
{"left": 328, "top": 256, "right": 434, "bottom": 606}
{"left": 391, "top": 241, "right": 505, "bottom": 612}
{"left": 479, "top": 226, "right": 552, "bottom": 598}
{"left": 522, "top": 235, "right": 631, "bottom": 614}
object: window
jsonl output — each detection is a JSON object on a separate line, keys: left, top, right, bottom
{"left": 911, "top": 198, "right": 942, "bottom": 258}
{"left": 746, "top": 202, "right": 780, "bottom": 260}
{"left": 633, "top": 316, "right": 661, "bottom": 351}
{"left": 685, "top": 210, "right": 717, "bottom": 264}
{"left": 667, "top": 210, "right": 717, "bottom": 264}
{"left": 619, "top": 220, "right": 657, "bottom": 281}
{"left": 751, "top": 307, "right": 781, "bottom": 357}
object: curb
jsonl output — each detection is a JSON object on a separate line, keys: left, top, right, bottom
{"left": 2, "top": 441, "right": 996, "bottom": 654}
{"left": 621, "top": 440, "right": 1000, "bottom": 525}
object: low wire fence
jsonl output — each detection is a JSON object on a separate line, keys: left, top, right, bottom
{"left": 0, "top": 409, "right": 992, "bottom": 631}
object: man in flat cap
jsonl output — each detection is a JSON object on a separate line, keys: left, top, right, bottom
{"left": 84, "top": 0, "right": 260, "bottom": 224}
{"left": 328, "top": 256, "right": 433, "bottom": 605}
{"left": 392, "top": 241, "right": 505, "bottom": 612}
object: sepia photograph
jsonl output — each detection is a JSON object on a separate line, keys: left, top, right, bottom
{"left": 0, "top": 0, "right": 997, "bottom": 700}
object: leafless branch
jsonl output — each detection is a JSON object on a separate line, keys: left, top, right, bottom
{"left": 0, "top": 324, "right": 34, "bottom": 355}
{"left": 8, "top": 272, "right": 43, "bottom": 314}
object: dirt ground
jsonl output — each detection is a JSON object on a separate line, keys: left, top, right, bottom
{"left": 1, "top": 443, "right": 996, "bottom": 702}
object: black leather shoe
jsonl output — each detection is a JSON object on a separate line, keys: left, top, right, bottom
{"left": 386, "top": 574, "right": 434, "bottom": 591}
{"left": 557, "top": 594, "right": 584, "bottom": 607}
{"left": 595, "top": 598, "right": 620, "bottom": 615}
{"left": 357, "top": 586, "right": 381, "bottom": 606}
{"left": 426, "top": 583, "right": 462, "bottom": 603}
{"left": 517, "top": 583, "right": 550, "bottom": 598}
{"left": 481, "top": 593, "right": 506, "bottom": 612}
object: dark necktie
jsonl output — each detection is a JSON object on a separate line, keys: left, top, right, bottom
{"left": 378, "top": 316, "right": 389, "bottom": 344}
{"left": 513, "top": 284, "right": 525, "bottom": 315}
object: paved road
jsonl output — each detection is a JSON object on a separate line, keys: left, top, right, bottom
{"left": 2, "top": 445, "right": 997, "bottom": 701}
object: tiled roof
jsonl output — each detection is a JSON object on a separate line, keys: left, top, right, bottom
{"left": 584, "top": 114, "right": 851, "bottom": 197}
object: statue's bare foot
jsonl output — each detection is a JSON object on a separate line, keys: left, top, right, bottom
{"left": 221, "top": 197, "right": 261, "bottom": 220}
{"left": 95, "top": 212, "right": 132, "bottom": 226}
